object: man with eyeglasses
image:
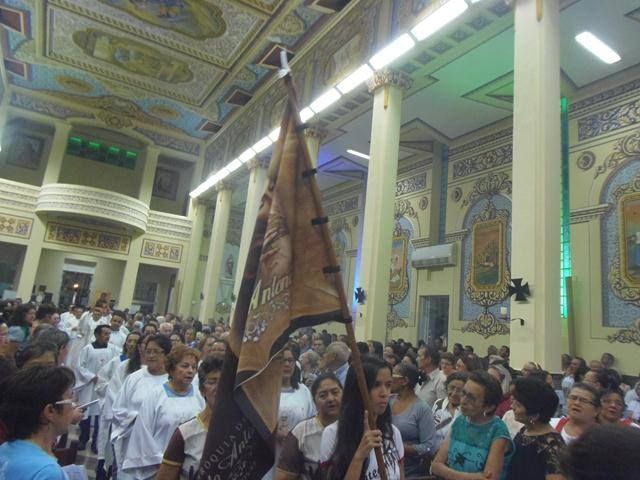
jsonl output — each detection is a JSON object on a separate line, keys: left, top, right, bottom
{"left": 75, "top": 324, "right": 119, "bottom": 452}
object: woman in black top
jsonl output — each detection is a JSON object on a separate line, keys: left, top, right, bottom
{"left": 506, "top": 377, "right": 566, "bottom": 480}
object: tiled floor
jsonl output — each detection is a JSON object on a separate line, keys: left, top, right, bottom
{"left": 64, "top": 425, "right": 99, "bottom": 480}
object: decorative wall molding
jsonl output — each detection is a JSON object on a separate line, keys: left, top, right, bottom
{"left": 10, "top": 91, "right": 94, "bottom": 120}
{"left": 226, "top": 213, "right": 244, "bottom": 246}
{"left": 607, "top": 320, "right": 640, "bottom": 346}
{"left": 45, "top": 222, "right": 131, "bottom": 254}
{"left": 0, "top": 213, "right": 33, "bottom": 239}
{"left": 445, "top": 229, "right": 469, "bottom": 242}
{"left": 37, "top": 184, "right": 149, "bottom": 233}
{"left": 576, "top": 151, "right": 596, "bottom": 171}
{"left": 569, "top": 204, "right": 610, "bottom": 224}
{"left": 569, "top": 78, "right": 640, "bottom": 115}
{"left": 345, "top": 248, "right": 358, "bottom": 258}
{"left": 461, "top": 312, "right": 510, "bottom": 338}
{"left": 325, "top": 195, "right": 360, "bottom": 217}
{"left": 461, "top": 172, "right": 512, "bottom": 207}
{"left": 147, "top": 211, "right": 193, "bottom": 241}
{"left": 0, "top": 178, "right": 40, "bottom": 212}
{"left": 578, "top": 98, "right": 640, "bottom": 141}
{"left": 449, "top": 128, "right": 512, "bottom": 158}
{"left": 396, "top": 172, "right": 427, "bottom": 197}
{"left": 141, "top": 239, "right": 183, "bottom": 263}
{"left": 594, "top": 129, "right": 640, "bottom": 179}
{"left": 411, "top": 237, "right": 431, "bottom": 249}
{"left": 134, "top": 127, "right": 201, "bottom": 156}
{"left": 451, "top": 186, "right": 463, "bottom": 202}
{"left": 394, "top": 199, "right": 417, "bottom": 219}
{"left": 452, "top": 144, "right": 512, "bottom": 179}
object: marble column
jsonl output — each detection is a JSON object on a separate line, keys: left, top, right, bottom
{"left": 16, "top": 121, "right": 72, "bottom": 300}
{"left": 510, "top": 0, "right": 562, "bottom": 371}
{"left": 139, "top": 145, "right": 160, "bottom": 205}
{"left": 117, "top": 240, "right": 142, "bottom": 310}
{"left": 304, "top": 127, "right": 328, "bottom": 168}
{"left": 356, "top": 69, "right": 412, "bottom": 342}
{"left": 178, "top": 199, "right": 208, "bottom": 316}
{"left": 232, "top": 157, "right": 268, "bottom": 303}
{"left": 42, "top": 122, "right": 72, "bottom": 185}
{"left": 199, "top": 183, "right": 232, "bottom": 324}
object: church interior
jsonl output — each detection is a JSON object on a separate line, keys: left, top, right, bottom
{"left": 0, "top": 0, "right": 639, "bottom": 375}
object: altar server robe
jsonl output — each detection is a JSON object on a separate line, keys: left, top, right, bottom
{"left": 75, "top": 342, "right": 119, "bottom": 416}
{"left": 121, "top": 383, "right": 204, "bottom": 479}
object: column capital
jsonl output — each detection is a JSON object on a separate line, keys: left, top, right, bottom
{"left": 246, "top": 156, "right": 269, "bottom": 171}
{"left": 52, "top": 120, "right": 73, "bottom": 134}
{"left": 367, "top": 68, "right": 412, "bottom": 94}
{"left": 304, "top": 127, "right": 328, "bottom": 143}
{"left": 215, "top": 180, "right": 233, "bottom": 192}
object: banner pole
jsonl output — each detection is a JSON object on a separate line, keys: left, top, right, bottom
{"left": 283, "top": 73, "right": 389, "bottom": 480}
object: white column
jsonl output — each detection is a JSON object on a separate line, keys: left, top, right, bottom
{"left": 510, "top": 0, "right": 562, "bottom": 371}
{"left": 356, "top": 69, "right": 411, "bottom": 342}
{"left": 304, "top": 127, "right": 328, "bottom": 168}
{"left": 178, "top": 199, "right": 208, "bottom": 316}
{"left": 139, "top": 145, "right": 160, "bottom": 205}
{"left": 42, "top": 122, "right": 72, "bottom": 185}
{"left": 199, "top": 183, "right": 233, "bottom": 324}
{"left": 232, "top": 158, "right": 268, "bottom": 301}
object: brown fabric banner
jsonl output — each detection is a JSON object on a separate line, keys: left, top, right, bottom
{"left": 197, "top": 101, "right": 345, "bottom": 479}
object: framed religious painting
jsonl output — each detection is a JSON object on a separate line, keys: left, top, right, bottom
{"left": 152, "top": 167, "right": 179, "bottom": 200}
{"left": 470, "top": 215, "right": 507, "bottom": 294}
{"left": 620, "top": 192, "right": 640, "bottom": 286}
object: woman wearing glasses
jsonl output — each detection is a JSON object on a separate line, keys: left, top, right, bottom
{"left": 431, "top": 370, "right": 513, "bottom": 480}
{"left": 278, "top": 343, "right": 315, "bottom": 443}
{"left": 598, "top": 388, "right": 638, "bottom": 427}
{"left": 432, "top": 372, "right": 468, "bottom": 452}
{"left": 0, "top": 365, "right": 76, "bottom": 479}
{"left": 551, "top": 383, "right": 599, "bottom": 445}
{"left": 111, "top": 334, "right": 171, "bottom": 480}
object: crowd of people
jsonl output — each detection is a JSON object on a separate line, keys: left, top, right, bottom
{"left": 0, "top": 300, "right": 639, "bottom": 480}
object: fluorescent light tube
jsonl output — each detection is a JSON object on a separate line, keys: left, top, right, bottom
{"left": 575, "top": 31, "right": 621, "bottom": 64}
{"left": 252, "top": 136, "right": 273, "bottom": 153}
{"left": 369, "top": 34, "right": 416, "bottom": 70}
{"left": 347, "top": 149, "right": 370, "bottom": 160}
{"left": 268, "top": 127, "right": 281, "bottom": 142}
{"left": 410, "top": 0, "right": 468, "bottom": 41}
{"left": 300, "top": 107, "right": 315, "bottom": 122}
{"left": 337, "top": 65, "right": 374, "bottom": 94}
{"left": 310, "top": 88, "right": 341, "bottom": 113}
{"left": 227, "top": 158, "right": 243, "bottom": 173}
{"left": 238, "top": 147, "right": 257, "bottom": 163}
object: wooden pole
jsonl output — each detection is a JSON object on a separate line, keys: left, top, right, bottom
{"left": 283, "top": 74, "right": 389, "bottom": 480}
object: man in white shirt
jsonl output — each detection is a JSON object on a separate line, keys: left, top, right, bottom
{"left": 75, "top": 324, "right": 119, "bottom": 452}
{"left": 108, "top": 311, "right": 127, "bottom": 351}
{"left": 415, "top": 346, "right": 446, "bottom": 407}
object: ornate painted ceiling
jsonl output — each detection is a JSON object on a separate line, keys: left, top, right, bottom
{"left": 0, "top": 0, "right": 338, "bottom": 141}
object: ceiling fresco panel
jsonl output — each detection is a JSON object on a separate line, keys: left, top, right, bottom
{"left": 50, "top": 0, "right": 267, "bottom": 68}
{"left": 46, "top": 6, "right": 224, "bottom": 105}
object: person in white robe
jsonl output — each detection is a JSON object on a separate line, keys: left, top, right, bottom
{"left": 95, "top": 331, "right": 142, "bottom": 480}
{"left": 63, "top": 306, "right": 87, "bottom": 369}
{"left": 77, "top": 306, "right": 109, "bottom": 349}
{"left": 108, "top": 311, "right": 127, "bottom": 350}
{"left": 121, "top": 345, "right": 203, "bottom": 480}
{"left": 111, "top": 335, "right": 171, "bottom": 480}
{"left": 75, "top": 324, "right": 119, "bottom": 451}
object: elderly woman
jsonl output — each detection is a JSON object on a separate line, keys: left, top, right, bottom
{"left": 506, "top": 377, "right": 566, "bottom": 480}
{"left": 390, "top": 362, "right": 435, "bottom": 476}
{"left": 432, "top": 372, "right": 468, "bottom": 452}
{"left": 551, "top": 383, "right": 599, "bottom": 445}
{"left": 111, "top": 334, "right": 172, "bottom": 479}
{"left": 121, "top": 344, "right": 204, "bottom": 479}
{"left": 0, "top": 365, "right": 76, "bottom": 479}
{"left": 488, "top": 363, "right": 513, "bottom": 418}
{"left": 598, "top": 388, "right": 638, "bottom": 427}
{"left": 157, "top": 357, "right": 224, "bottom": 480}
{"left": 431, "top": 370, "right": 513, "bottom": 479}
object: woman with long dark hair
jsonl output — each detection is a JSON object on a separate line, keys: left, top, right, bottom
{"left": 320, "top": 356, "right": 405, "bottom": 480}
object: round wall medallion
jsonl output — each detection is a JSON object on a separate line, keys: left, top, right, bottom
{"left": 419, "top": 196, "right": 429, "bottom": 210}
{"left": 451, "top": 187, "right": 463, "bottom": 202}
{"left": 352, "top": 215, "right": 359, "bottom": 227}
{"left": 577, "top": 151, "right": 596, "bottom": 171}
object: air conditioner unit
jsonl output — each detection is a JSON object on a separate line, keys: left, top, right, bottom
{"left": 412, "top": 243, "right": 456, "bottom": 269}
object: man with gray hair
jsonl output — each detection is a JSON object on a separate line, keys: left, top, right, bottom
{"left": 158, "top": 322, "right": 173, "bottom": 337}
{"left": 322, "top": 341, "right": 350, "bottom": 386}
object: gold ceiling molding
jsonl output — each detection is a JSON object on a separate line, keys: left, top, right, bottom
{"left": 607, "top": 319, "right": 640, "bottom": 346}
